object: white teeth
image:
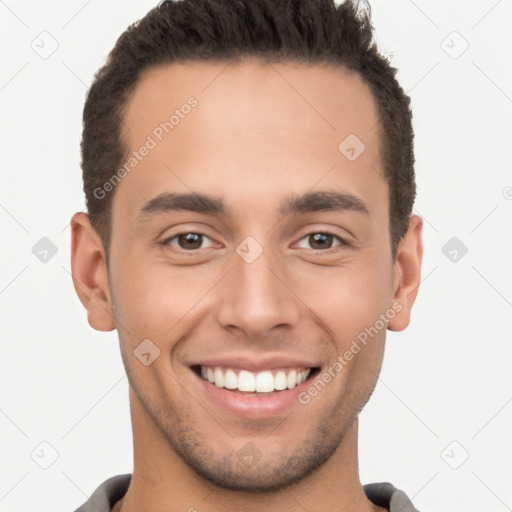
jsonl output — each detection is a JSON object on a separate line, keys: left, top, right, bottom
{"left": 214, "top": 367, "right": 224, "bottom": 387}
{"left": 274, "top": 370, "right": 288, "bottom": 390}
{"left": 287, "top": 369, "right": 297, "bottom": 389}
{"left": 198, "top": 366, "right": 312, "bottom": 393}
{"left": 224, "top": 369, "right": 238, "bottom": 389}
{"left": 238, "top": 370, "right": 255, "bottom": 392}
{"left": 255, "top": 371, "right": 274, "bottom": 392}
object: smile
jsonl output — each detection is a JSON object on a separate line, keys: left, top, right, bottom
{"left": 196, "top": 365, "right": 312, "bottom": 393}
{"left": 190, "top": 361, "right": 321, "bottom": 419}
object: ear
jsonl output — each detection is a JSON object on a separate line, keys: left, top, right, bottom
{"left": 387, "top": 214, "right": 424, "bottom": 332}
{"left": 70, "top": 212, "right": 116, "bottom": 331}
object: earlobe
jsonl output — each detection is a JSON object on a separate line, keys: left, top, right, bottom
{"left": 70, "top": 212, "right": 116, "bottom": 332}
{"left": 387, "top": 214, "right": 424, "bottom": 332}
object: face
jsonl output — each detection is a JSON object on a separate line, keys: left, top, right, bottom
{"left": 73, "top": 58, "right": 422, "bottom": 492}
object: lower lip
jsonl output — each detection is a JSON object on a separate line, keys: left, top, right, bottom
{"left": 193, "top": 369, "right": 313, "bottom": 420}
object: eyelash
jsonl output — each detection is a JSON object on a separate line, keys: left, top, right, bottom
{"left": 160, "top": 231, "right": 351, "bottom": 254}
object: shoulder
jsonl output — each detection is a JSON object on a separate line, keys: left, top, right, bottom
{"left": 364, "top": 482, "right": 421, "bottom": 512}
{"left": 72, "top": 474, "right": 132, "bottom": 512}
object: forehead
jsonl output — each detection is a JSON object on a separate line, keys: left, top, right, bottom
{"left": 115, "top": 58, "right": 386, "bottom": 225}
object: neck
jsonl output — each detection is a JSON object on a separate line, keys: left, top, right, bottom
{"left": 116, "top": 388, "right": 384, "bottom": 512}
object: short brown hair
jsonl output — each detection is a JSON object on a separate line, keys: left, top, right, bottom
{"left": 81, "top": 0, "right": 416, "bottom": 262}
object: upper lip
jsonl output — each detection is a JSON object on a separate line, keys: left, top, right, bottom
{"left": 188, "top": 355, "right": 320, "bottom": 372}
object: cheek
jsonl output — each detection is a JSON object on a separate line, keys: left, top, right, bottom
{"left": 111, "top": 260, "right": 220, "bottom": 341}
{"left": 294, "top": 259, "right": 391, "bottom": 317}
{"left": 290, "top": 258, "right": 393, "bottom": 357}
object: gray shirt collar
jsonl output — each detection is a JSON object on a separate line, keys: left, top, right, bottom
{"left": 73, "top": 474, "right": 421, "bottom": 512}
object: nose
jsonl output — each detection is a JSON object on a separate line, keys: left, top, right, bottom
{"left": 215, "top": 240, "right": 303, "bottom": 341}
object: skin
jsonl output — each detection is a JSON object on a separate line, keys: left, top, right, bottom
{"left": 71, "top": 58, "right": 423, "bottom": 512}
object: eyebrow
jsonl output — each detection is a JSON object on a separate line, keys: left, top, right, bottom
{"left": 136, "top": 190, "right": 371, "bottom": 224}
{"left": 280, "top": 190, "right": 370, "bottom": 217}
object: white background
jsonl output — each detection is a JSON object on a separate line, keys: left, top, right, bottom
{"left": 0, "top": 1, "right": 511, "bottom": 511}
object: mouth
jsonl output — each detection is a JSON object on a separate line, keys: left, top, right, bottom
{"left": 191, "top": 364, "right": 321, "bottom": 396}
{"left": 187, "top": 355, "right": 323, "bottom": 419}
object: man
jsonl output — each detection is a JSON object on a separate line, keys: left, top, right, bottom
{"left": 71, "top": 0, "right": 424, "bottom": 510}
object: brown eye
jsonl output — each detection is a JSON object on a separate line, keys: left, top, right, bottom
{"left": 297, "top": 232, "right": 348, "bottom": 251}
{"left": 309, "top": 233, "right": 333, "bottom": 250}
{"left": 163, "top": 232, "right": 214, "bottom": 251}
